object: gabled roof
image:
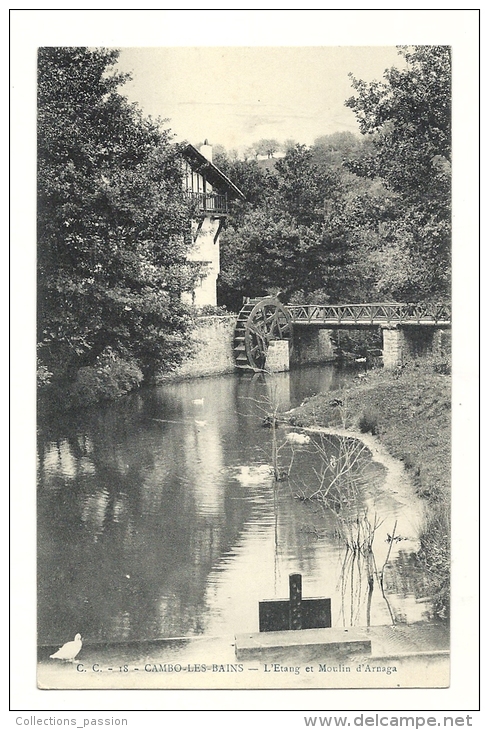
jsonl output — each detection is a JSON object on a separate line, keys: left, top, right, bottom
{"left": 182, "top": 144, "right": 245, "bottom": 200}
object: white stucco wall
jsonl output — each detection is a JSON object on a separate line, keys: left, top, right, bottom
{"left": 187, "top": 217, "right": 221, "bottom": 307}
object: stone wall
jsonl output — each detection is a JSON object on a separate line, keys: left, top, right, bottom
{"left": 172, "top": 315, "right": 237, "bottom": 378}
{"left": 166, "top": 317, "right": 450, "bottom": 379}
{"left": 168, "top": 318, "right": 336, "bottom": 380}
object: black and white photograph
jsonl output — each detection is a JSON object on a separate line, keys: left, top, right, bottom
{"left": 10, "top": 7, "right": 479, "bottom": 715}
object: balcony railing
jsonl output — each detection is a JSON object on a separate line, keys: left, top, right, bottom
{"left": 185, "top": 191, "right": 228, "bottom": 215}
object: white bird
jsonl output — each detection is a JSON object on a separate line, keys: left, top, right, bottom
{"left": 286, "top": 432, "right": 311, "bottom": 445}
{"left": 234, "top": 464, "right": 272, "bottom": 486}
{"left": 192, "top": 398, "right": 204, "bottom": 406}
{"left": 50, "top": 633, "right": 83, "bottom": 662}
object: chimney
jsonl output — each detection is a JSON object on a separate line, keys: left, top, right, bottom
{"left": 200, "top": 139, "right": 213, "bottom": 163}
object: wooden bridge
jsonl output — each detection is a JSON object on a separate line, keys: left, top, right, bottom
{"left": 233, "top": 297, "right": 451, "bottom": 372}
{"left": 286, "top": 302, "right": 450, "bottom": 328}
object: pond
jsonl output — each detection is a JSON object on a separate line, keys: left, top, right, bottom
{"left": 37, "top": 365, "right": 430, "bottom": 646}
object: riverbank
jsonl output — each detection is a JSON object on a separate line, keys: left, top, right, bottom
{"left": 284, "top": 359, "right": 451, "bottom": 618}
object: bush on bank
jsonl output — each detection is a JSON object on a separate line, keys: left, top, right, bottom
{"left": 70, "top": 355, "right": 143, "bottom": 408}
{"left": 37, "top": 348, "right": 144, "bottom": 411}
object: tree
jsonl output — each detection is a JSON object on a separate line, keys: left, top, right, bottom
{"left": 218, "top": 44, "right": 452, "bottom": 310}
{"left": 251, "top": 138, "right": 280, "bottom": 159}
{"left": 37, "top": 47, "right": 196, "bottom": 383}
{"left": 312, "top": 131, "right": 362, "bottom": 170}
{"left": 212, "top": 148, "right": 273, "bottom": 210}
{"left": 282, "top": 138, "right": 297, "bottom": 153}
{"left": 220, "top": 209, "right": 330, "bottom": 302}
{"left": 345, "top": 46, "right": 451, "bottom": 301}
{"left": 274, "top": 144, "right": 334, "bottom": 227}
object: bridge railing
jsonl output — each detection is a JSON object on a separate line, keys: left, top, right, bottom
{"left": 287, "top": 302, "right": 451, "bottom": 326}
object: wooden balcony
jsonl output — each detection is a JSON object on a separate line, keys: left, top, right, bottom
{"left": 185, "top": 191, "right": 228, "bottom": 216}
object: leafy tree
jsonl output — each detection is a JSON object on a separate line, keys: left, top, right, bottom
{"left": 321, "top": 173, "right": 411, "bottom": 301}
{"left": 312, "top": 131, "right": 363, "bottom": 170}
{"left": 218, "top": 47, "right": 451, "bottom": 309}
{"left": 274, "top": 144, "right": 335, "bottom": 227}
{"left": 218, "top": 143, "right": 347, "bottom": 306}
{"left": 220, "top": 210, "right": 330, "bottom": 302}
{"left": 251, "top": 138, "right": 281, "bottom": 159}
{"left": 212, "top": 148, "right": 273, "bottom": 210}
{"left": 282, "top": 138, "right": 297, "bottom": 153}
{"left": 38, "top": 47, "right": 196, "bottom": 384}
{"left": 345, "top": 45, "right": 451, "bottom": 301}
{"left": 211, "top": 143, "right": 228, "bottom": 161}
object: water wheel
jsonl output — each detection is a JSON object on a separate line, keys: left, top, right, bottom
{"left": 233, "top": 297, "right": 293, "bottom": 371}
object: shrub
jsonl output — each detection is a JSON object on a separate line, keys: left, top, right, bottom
{"left": 37, "top": 361, "right": 53, "bottom": 389}
{"left": 70, "top": 351, "right": 143, "bottom": 407}
{"left": 197, "top": 304, "right": 229, "bottom": 317}
{"left": 416, "top": 504, "right": 451, "bottom": 618}
{"left": 433, "top": 358, "right": 451, "bottom": 375}
{"left": 358, "top": 410, "right": 380, "bottom": 435}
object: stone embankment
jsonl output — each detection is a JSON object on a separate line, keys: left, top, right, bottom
{"left": 164, "top": 315, "right": 336, "bottom": 379}
{"left": 171, "top": 315, "right": 238, "bottom": 379}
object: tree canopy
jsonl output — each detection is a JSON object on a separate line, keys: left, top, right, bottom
{"left": 38, "top": 47, "right": 196, "bottom": 385}
{"left": 218, "top": 45, "right": 451, "bottom": 308}
{"left": 345, "top": 45, "right": 451, "bottom": 300}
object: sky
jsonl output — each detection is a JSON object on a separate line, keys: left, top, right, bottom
{"left": 115, "top": 46, "right": 404, "bottom": 153}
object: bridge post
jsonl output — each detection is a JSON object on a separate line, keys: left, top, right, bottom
{"left": 381, "top": 325, "right": 450, "bottom": 368}
{"left": 291, "top": 328, "right": 335, "bottom": 366}
{"left": 265, "top": 340, "right": 290, "bottom": 372}
{"left": 381, "top": 325, "right": 407, "bottom": 369}
{"left": 432, "top": 329, "right": 451, "bottom": 357}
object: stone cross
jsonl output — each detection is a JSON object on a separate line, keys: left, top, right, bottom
{"left": 258, "top": 573, "right": 332, "bottom": 632}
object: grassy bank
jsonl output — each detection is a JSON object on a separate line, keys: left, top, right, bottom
{"left": 286, "top": 359, "right": 451, "bottom": 618}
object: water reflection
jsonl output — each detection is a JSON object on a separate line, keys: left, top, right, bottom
{"left": 38, "top": 366, "right": 427, "bottom": 645}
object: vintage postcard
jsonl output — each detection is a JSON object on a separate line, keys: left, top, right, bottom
{"left": 11, "top": 8, "right": 479, "bottom": 710}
